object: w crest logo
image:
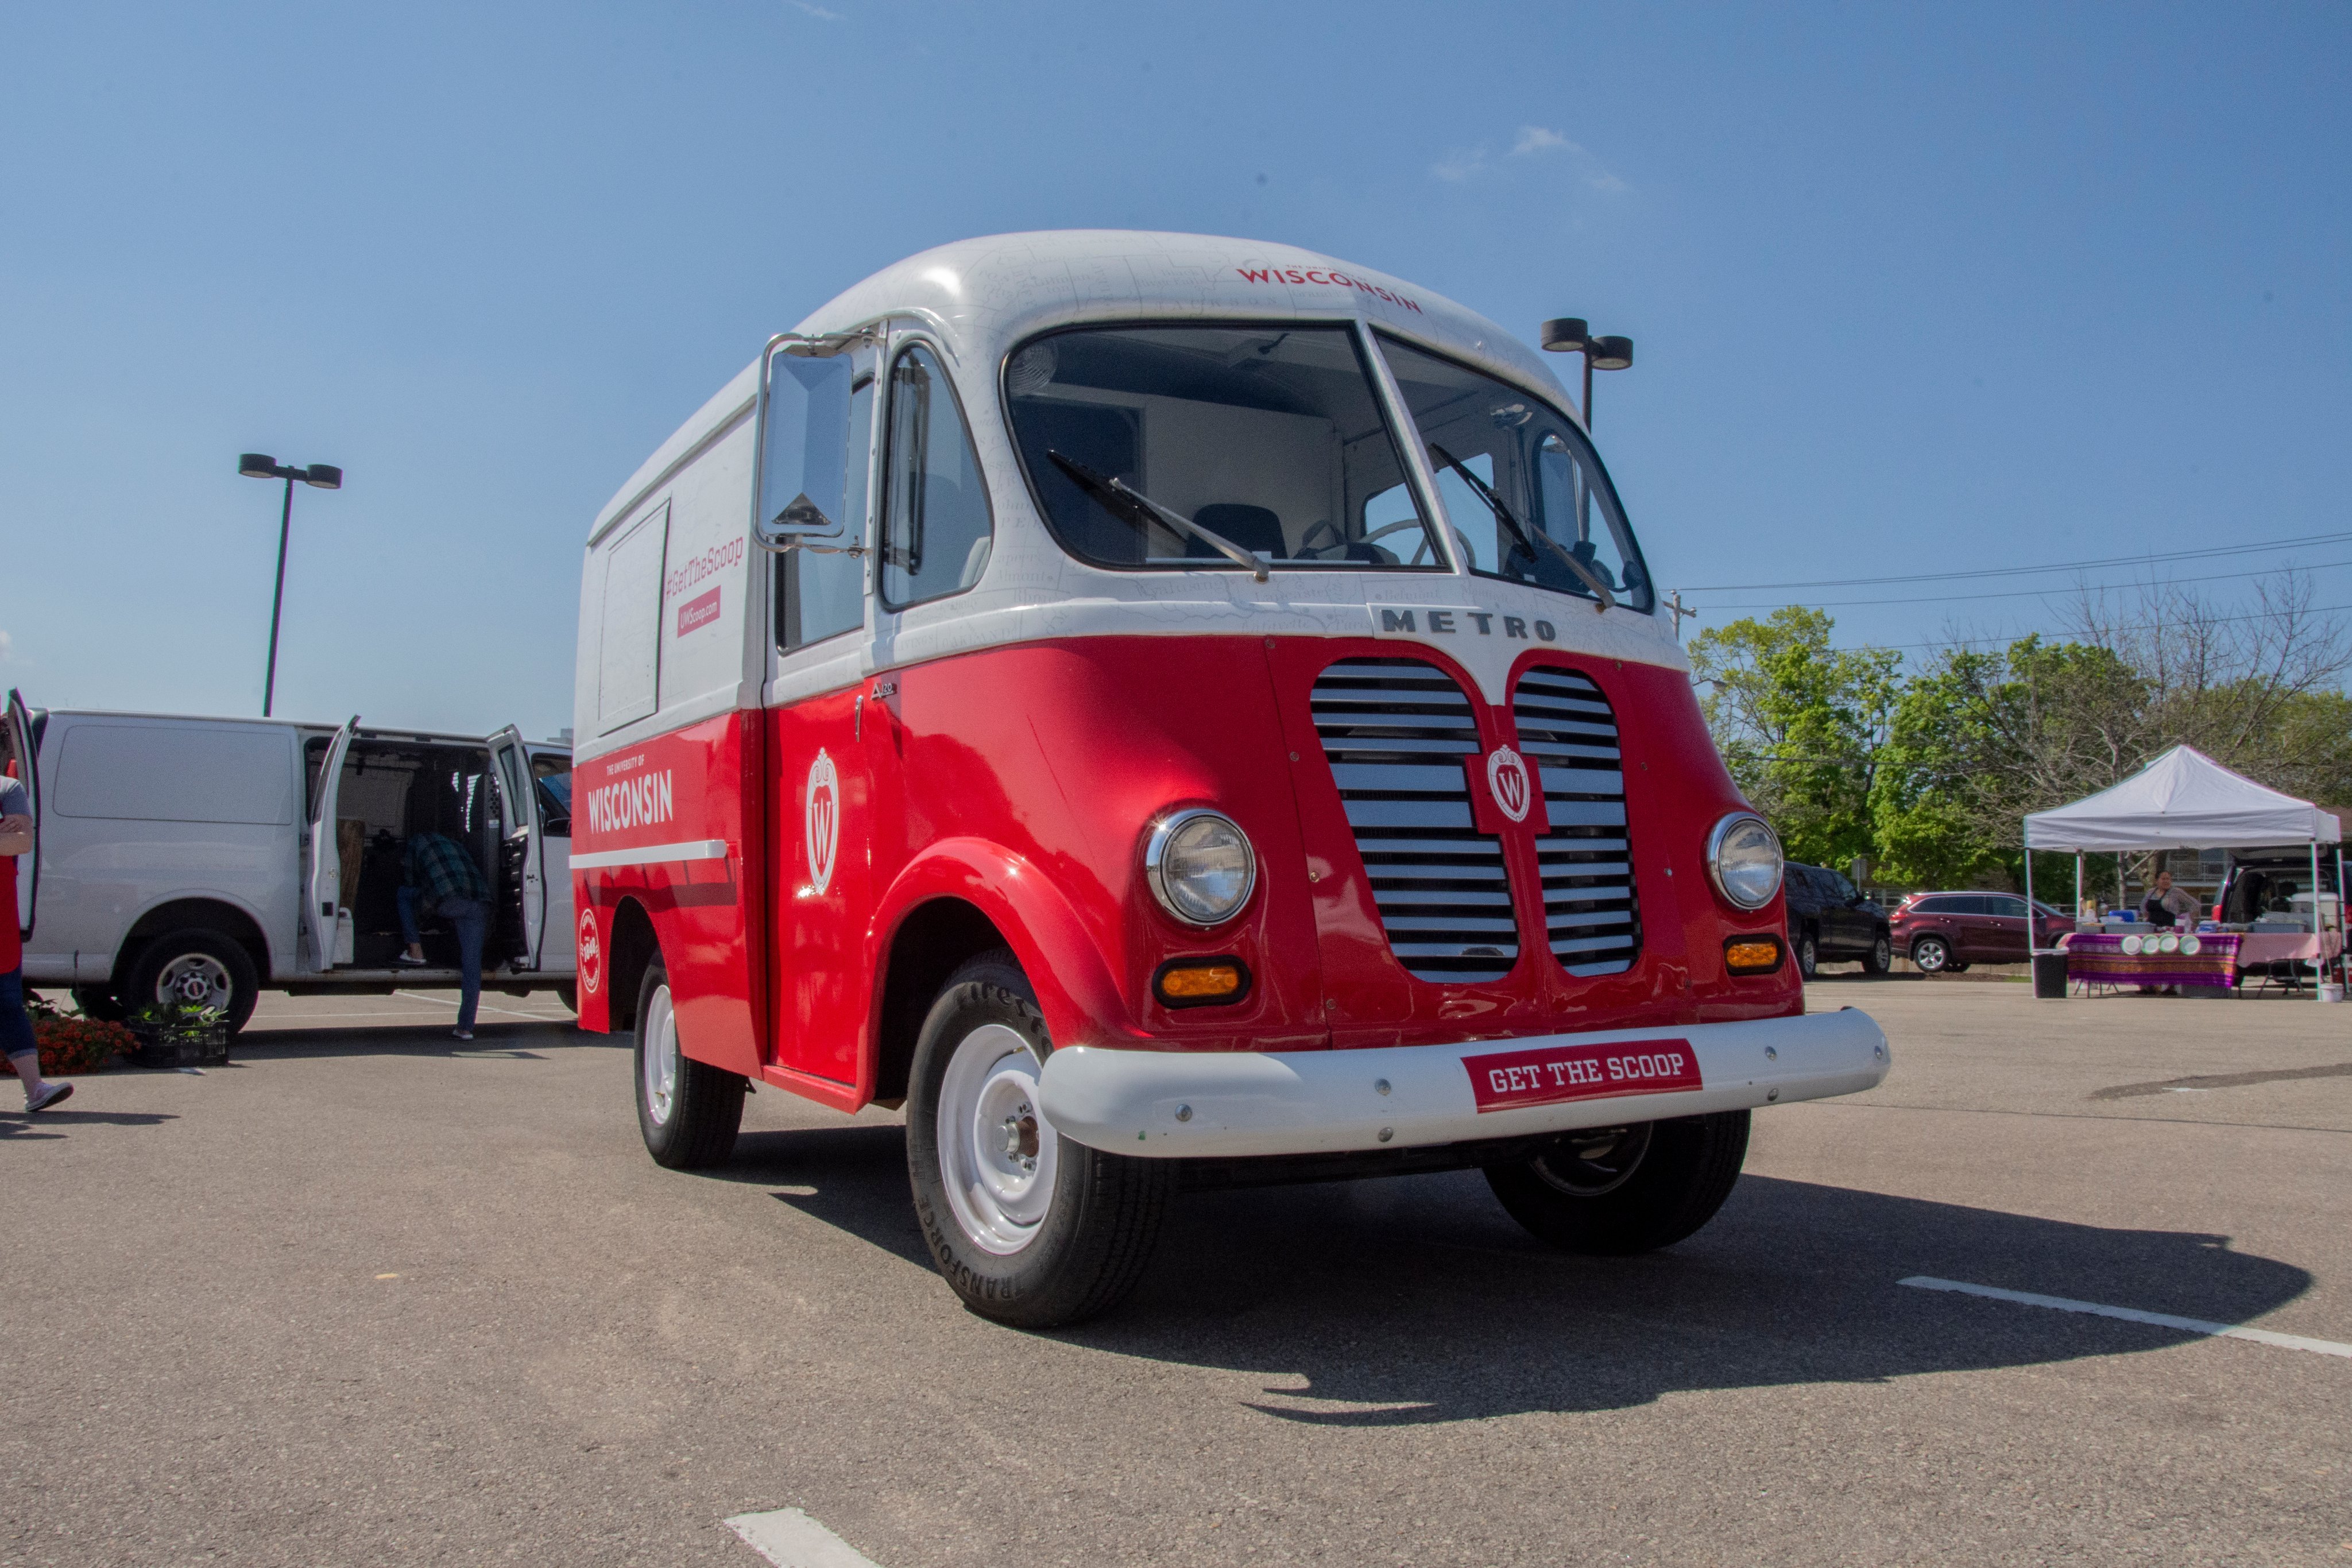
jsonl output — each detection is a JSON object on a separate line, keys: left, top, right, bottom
{"left": 806, "top": 749, "right": 840, "bottom": 893}
{"left": 1487, "top": 746, "right": 1533, "bottom": 824}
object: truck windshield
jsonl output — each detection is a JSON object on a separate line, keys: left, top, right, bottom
{"left": 1376, "top": 334, "right": 1654, "bottom": 613}
{"left": 1004, "top": 324, "right": 1445, "bottom": 572}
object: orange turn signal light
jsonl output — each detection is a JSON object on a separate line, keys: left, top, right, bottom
{"left": 1724, "top": 936, "right": 1785, "bottom": 975}
{"left": 1154, "top": 958, "right": 1251, "bottom": 1008}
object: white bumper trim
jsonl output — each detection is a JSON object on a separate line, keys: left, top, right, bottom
{"left": 1038, "top": 1009, "right": 1889, "bottom": 1159}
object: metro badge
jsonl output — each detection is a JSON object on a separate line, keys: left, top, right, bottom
{"left": 806, "top": 749, "right": 840, "bottom": 894}
{"left": 1486, "top": 745, "right": 1533, "bottom": 824}
{"left": 1464, "top": 1037, "right": 1703, "bottom": 1112}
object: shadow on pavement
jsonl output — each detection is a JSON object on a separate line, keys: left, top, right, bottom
{"left": 713, "top": 1123, "right": 2316, "bottom": 1418}
{"left": 231, "top": 1024, "right": 613, "bottom": 1059}
{"left": 0, "top": 1108, "right": 179, "bottom": 1139}
{"left": 717, "top": 1125, "right": 934, "bottom": 1270}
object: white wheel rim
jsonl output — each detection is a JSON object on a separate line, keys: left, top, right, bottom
{"left": 641, "top": 985, "right": 679, "bottom": 1126}
{"left": 156, "top": 953, "right": 232, "bottom": 1010}
{"left": 937, "top": 1023, "right": 1058, "bottom": 1257}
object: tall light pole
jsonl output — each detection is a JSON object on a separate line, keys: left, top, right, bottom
{"left": 238, "top": 454, "right": 342, "bottom": 717}
{"left": 1538, "top": 318, "right": 1633, "bottom": 427}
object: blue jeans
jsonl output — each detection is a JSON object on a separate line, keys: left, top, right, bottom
{"left": 437, "top": 896, "right": 488, "bottom": 1032}
{"left": 397, "top": 885, "right": 424, "bottom": 947}
{"left": 0, "top": 969, "right": 34, "bottom": 1066}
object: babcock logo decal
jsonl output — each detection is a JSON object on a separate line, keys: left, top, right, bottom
{"left": 1464, "top": 1039, "right": 1704, "bottom": 1113}
{"left": 577, "top": 907, "right": 602, "bottom": 996}
{"left": 805, "top": 749, "right": 839, "bottom": 894}
{"left": 1487, "top": 746, "right": 1532, "bottom": 823}
{"left": 585, "top": 771, "right": 674, "bottom": 835}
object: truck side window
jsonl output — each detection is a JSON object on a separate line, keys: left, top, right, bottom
{"left": 881, "top": 344, "right": 992, "bottom": 609}
{"left": 778, "top": 374, "right": 874, "bottom": 649}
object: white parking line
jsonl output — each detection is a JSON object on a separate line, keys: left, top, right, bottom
{"left": 726, "top": 1508, "right": 884, "bottom": 1568}
{"left": 1900, "top": 1276, "right": 2352, "bottom": 1359}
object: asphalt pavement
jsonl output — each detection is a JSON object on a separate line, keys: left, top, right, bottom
{"left": 2, "top": 973, "right": 2346, "bottom": 1566}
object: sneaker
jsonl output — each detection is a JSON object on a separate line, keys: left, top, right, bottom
{"left": 26, "top": 1082, "right": 74, "bottom": 1113}
{"left": 451, "top": 1028, "right": 474, "bottom": 1042}
{"left": 392, "top": 954, "right": 428, "bottom": 969}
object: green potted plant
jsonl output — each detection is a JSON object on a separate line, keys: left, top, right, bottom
{"left": 125, "top": 1000, "right": 231, "bottom": 1068}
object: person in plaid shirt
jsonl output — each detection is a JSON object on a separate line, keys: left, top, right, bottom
{"left": 395, "top": 819, "right": 493, "bottom": 1039}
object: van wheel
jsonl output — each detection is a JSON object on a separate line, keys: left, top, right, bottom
{"left": 1795, "top": 932, "right": 1819, "bottom": 979}
{"left": 906, "top": 950, "right": 1173, "bottom": 1329}
{"left": 126, "top": 930, "right": 260, "bottom": 1033}
{"left": 1862, "top": 932, "right": 1893, "bottom": 974}
{"left": 633, "top": 955, "right": 742, "bottom": 1169}
{"left": 71, "top": 986, "right": 128, "bottom": 1023}
{"left": 1485, "top": 1111, "right": 1750, "bottom": 1255}
{"left": 1911, "top": 935, "right": 1952, "bottom": 973}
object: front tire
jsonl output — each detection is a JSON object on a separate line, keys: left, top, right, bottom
{"left": 633, "top": 955, "right": 743, "bottom": 1170}
{"left": 1486, "top": 1111, "right": 1750, "bottom": 1255}
{"left": 125, "top": 930, "right": 260, "bottom": 1034}
{"left": 1862, "top": 932, "right": 1893, "bottom": 974}
{"left": 906, "top": 950, "right": 1171, "bottom": 1329}
{"left": 1910, "top": 935, "right": 1953, "bottom": 974}
{"left": 1795, "top": 931, "right": 1819, "bottom": 980}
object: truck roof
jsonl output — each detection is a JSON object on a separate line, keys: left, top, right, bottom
{"left": 590, "top": 229, "right": 1573, "bottom": 546}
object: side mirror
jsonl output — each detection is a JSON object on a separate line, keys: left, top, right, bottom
{"left": 754, "top": 345, "right": 856, "bottom": 552}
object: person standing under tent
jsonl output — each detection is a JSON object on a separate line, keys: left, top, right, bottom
{"left": 2141, "top": 870, "right": 2198, "bottom": 930}
{"left": 1, "top": 771, "right": 69, "bottom": 1112}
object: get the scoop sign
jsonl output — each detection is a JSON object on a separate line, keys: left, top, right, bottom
{"left": 806, "top": 749, "right": 840, "bottom": 894}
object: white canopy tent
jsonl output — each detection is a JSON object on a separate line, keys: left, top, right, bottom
{"left": 2021, "top": 745, "right": 2343, "bottom": 971}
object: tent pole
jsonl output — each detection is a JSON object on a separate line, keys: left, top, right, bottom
{"left": 2313, "top": 840, "right": 2325, "bottom": 1000}
{"left": 2024, "top": 845, "right": 2037, "bottom": 957}
{"left": 2075, "top": 853, "right": 2084, "bottom": 919}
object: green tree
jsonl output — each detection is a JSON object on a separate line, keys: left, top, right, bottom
{"left": 1688, "top": 608, "right": 1898, "bottom": 870}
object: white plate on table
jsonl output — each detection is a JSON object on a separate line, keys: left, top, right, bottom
{"left": 2121, "top": 934, "right": 2144, "bottom": 955}
{"left": 2180, "top": 934, "right": 2203, "bottom": 955}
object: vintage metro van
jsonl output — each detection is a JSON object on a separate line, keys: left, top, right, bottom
{"left": 571, "top": 231, "right": 1889, "bottom": 1327}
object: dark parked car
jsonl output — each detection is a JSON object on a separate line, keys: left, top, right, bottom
{"left": 1890, "top": 892, "right": 2070, "bottom": 973}
{"left": 1782, "top": 863, "right": 1891, "bottom": 978}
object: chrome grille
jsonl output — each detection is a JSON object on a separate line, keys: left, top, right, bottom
{"left": 1511, "top": 666, "right": 1641, "bottom": 976}
{"left": 1310, "top": 657, "right": 1516, "bottom": 981}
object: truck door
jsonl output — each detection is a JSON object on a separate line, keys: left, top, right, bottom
{"left": 4, "top": 688, "right": 37, "bottom": 938}
{"left": 304, "top": 717, "right": 358, "bottom": 971}
{"left": 489, "top": 725, "right": 546, "bottom": 968}
{"left": 763, "top": 344, "right": 879, "bottom": 1085}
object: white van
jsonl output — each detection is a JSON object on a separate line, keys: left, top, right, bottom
{"left": 2, "top": 691, "right": 575, "bottom": 1031}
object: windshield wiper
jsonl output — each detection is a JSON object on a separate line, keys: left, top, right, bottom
{"left": 1047, "top": 451, "right": 1269, "bottom": 582}
{"left": 1426, "top": 443, "right": 1614, "bottom": 611}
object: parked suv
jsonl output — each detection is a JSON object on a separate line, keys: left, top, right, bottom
{"left": 1782, "top": 863, "right": 1891, "bottom": 978}
{"left": 1890, "top": 892, "right": 2069, "bottom": 973}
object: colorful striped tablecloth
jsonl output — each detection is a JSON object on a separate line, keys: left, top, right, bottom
{"left": 2059, "top": 931, "right": 2342, "bottom": 992}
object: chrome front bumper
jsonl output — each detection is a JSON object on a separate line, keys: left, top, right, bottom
{"left": 1038, "top": 1009, "right": 1889, "bottom": 1159}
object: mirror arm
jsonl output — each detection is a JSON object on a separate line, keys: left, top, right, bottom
{"left": 768, "top": 324, "right": 883, "bottom": 360}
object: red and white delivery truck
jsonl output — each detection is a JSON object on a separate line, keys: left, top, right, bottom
{"left": 571, "top": 231, "right": 1889, "bottom": 1326}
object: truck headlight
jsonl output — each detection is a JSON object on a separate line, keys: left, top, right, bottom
{"left": 1706, "top": 812, "right": 1783, "bottom": 911}
{"left": 1145, "top": 809, "right": 1257, "bottom": 927}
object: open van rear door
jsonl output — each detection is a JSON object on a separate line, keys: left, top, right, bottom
{"left": 489, "top": 725, "right": 545, "bottom": 967}
{"left": 305, "top": 717, "right": 358, "bottom": 969}
{"left": 4, "top": 688, "right": 37, "bottom": 939}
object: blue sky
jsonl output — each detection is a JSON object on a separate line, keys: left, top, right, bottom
{"left": 3, "top": 1, "right": 2346, "bottom": 740}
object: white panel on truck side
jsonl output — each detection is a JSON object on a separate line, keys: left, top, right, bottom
{"left": 649, "top": 415, "right": 757, "bottom": 726}
{"left": 598, "top": 503, "right": 668, "bottom": 734}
